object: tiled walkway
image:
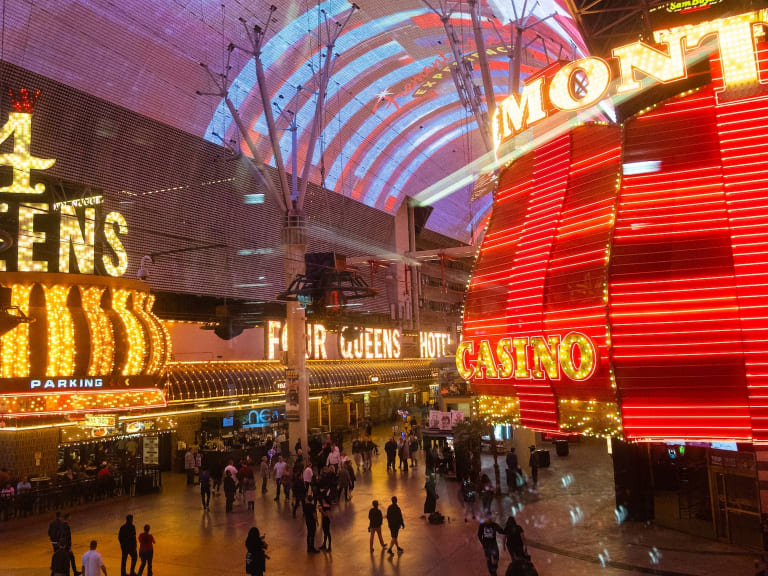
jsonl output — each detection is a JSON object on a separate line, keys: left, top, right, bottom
{"left": 0, "top": 432, "right": 762, "bottom": 576}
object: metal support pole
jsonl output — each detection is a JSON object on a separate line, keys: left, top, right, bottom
{"left": 407, "top": 201, "right": 420, "bottom": 331}
{"left": 283, "top": 219, "right": 308, "bottom": 456}
{"left": 469, "top": 0, "right": 496, "bottom": 119}
{"left": 512, "top": 26, "right": 524, "bottom": 95}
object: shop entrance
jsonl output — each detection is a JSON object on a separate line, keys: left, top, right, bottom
{"left": 709, "top": 449, "right": 761, "bottom": 549}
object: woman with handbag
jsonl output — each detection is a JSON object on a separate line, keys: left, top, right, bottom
{"left": 245, "top": 527, "right": 268, "bottom": 576}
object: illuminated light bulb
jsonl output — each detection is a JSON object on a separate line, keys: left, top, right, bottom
{"left": 44, "top": 284, "right": 75, "bottom": 376}
{"left": 0, "top": 109, "right": 56, "bottom": 194}
{"left": 113, "top": 289, "right": 147, "bottom": 375}
{"left": 0, "top": 284, "right": 33, "bottom": 377}
{"left": 549, "top": 57, "right": 612, "bottom": 111}
{"left": 79, "top": 286, "right": 114, "bottom": 375}
{"left": 18, "top": 203, "right": 49, "bottom": 271}
{"left": 132, "top": 292, "right": 163, "bottom": 374}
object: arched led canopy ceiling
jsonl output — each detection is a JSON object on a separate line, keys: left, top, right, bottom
{"left": 3, "top": 0, "right": 584, "bottom": 241}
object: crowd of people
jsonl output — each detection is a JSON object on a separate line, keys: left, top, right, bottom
{"left": 47, "top": 512, "right": 155, "bottom": 576}
{"left": 36, "top": 415, "right": 541, "bottom": 576}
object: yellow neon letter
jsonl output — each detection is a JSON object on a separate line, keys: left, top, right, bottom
{"left": 512, "top": 337, "right": 530, "bottom": 378}
{"left": 549, "top": 57, "right": 612, "bottom": 111}
{"left": 531, "top": 335, "right": 561, "bottom": 379}
{"left": 59, "top": 205, "right": 95, "bottom": 274}
{"left": 493, "top": 77, "right": 546, "bottom": 147}
{"left": 475, "top": 340, "right": 498, "bottom": 379}
{"left": 496, "top": 338, "right": 514, "bottom": 378}
{"left": 559, "top": 332, "right": 597, "bottom": 381}
{"left": 18, "top": 202, "right": 48, "bottom": 272}
{"left": 612, "top": 35, "right": 687, "bottom": 94}
{"left": 0, "top": 112, "right": 55, "bottom": 194}
{"left": 655, "top": 10, "right": 768, "bottom": 99}
{"left": 102, "top": 211, "right": 128, "bottom": 277}
{"left": 455, "top": 341, "right": 475, "bottom": 380}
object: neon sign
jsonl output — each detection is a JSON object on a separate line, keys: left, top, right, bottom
{"left": 493, "top": 9, "right": 768, "bottom": 149}
{"left": 339, "top": 326, "right": 401, "bottom": 360}
{"left": 0, "top": 89, "right": 129, "bottom": 276}
{"left": 419, "top": 331, "right": 452, "bottom": 358}
{"left": 266, "top": 320, "right": 327, "bottom": 360}
{"left": 455, "top": 333, "right": 597, "bottom": 382}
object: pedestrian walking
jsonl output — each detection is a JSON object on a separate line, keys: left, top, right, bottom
{"left": 386, "top": 496, "right": 405, "bottom": 555}
{"left": 319, "top": 503, "right": 332, "bottom": 552}
{"left": 506, "top": 448, "right": 522, "bottom": 491}
{"left": 259, "top": 456, "right": 269, "bottom": 494}
{"left": 503, "top": 516, "right": 527, "bottom": 561}
{"left": 362, "top": 436, "right": 373, "bottom": 471}
{"left": 424, "top": 474, "right": 438, "bottom": 515}
{"left": 409, "top": 435, "right": 418, "bottom": 467}
{"left": 338, "top": 461, "right": 352, "bottom": 501}
{"left": 224, "top": 470, "right": 237, "bottom": 513}
{"left": 384, "top": 438, "right": 397, "bottom": 472}
{"left": 244, "top": 475, "right": 256, "bottom": 511}
{"left": 245, "top": 527, "right": 269, "bottom": 576}
{"left": 60, "top": 513, "right": 73, "bottom": 551}
{"left": 137, "top": 525, "right": 154, "bottom": 576}
{"left": 81, "top": 540, "right": 107, "bottom": 576}
{"left": 199, "top": 466, "right": 211, "bottom": 510}
{"left": 272, "top": 456, "right": 287, "bottom": 501}
{"left": 49, "top": 511, "right": 65, "bottom": 552}
{"left": 480, "top": 474, "right": 495, "bottom": 514}
{"left": 368, "top": 500, "right": 386, "bottom": 552}
{"left": 292, "top": 471, "right": 306, "bottom": 518}
{"left": 118, "top": 514, "right": 137, "bottom": 576}
{"left": 303, "top": 498, "right": 319, "bottom": 553}
{"left": 302, "top": 462, "right": 313, "bottom": 493}
{"left": 461, "top": 479, "right": 478, "bottom": 522}
{"left": 52, "top": 541, "right": 80, "bottom": 576}
{"left": 528, "top": 446, "right": 539, "bottom": 488}
{"left": 184, "top": 448, "right": 196, "bottom": 486}
{"left": 478, "top": 515, "right": 504, "bottom": 576}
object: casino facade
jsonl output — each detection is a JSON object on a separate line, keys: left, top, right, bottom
{"left": 457, "top": 6, "right": 768, "bottom": 545}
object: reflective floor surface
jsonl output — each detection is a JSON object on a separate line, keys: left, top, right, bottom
{"left": 0, "top": 430, "right": 762, "bottom": 576}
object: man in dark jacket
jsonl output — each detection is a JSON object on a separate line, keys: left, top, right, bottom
{"left": 386, "top": 496, "right": 405, "bottom": 555}
{"left": 118, "top": 514, "right": 137, "bottom": 576}
{"left": 51, "top": 542, "right": 80, "bottom": 576}
{"left": 368, "top": 500, "right": 386, "bottom": 551}
{"left": 384, "top": 438, "right": 398, "bottom": 472}
{"left": 477, "top": 516, "right": 504, "bottom": 575}
{"left": 49, "top": 511, "right": 64, "bottom": 552}
{"left": 303, "top": 499, "right": 319, "bottom": 553}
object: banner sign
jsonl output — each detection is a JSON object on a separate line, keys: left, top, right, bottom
{"left": 143, "top": 436, "right": 159, "bottom": 465}
{"left": 285, "top": 368, "right": 299, "bottom": 422}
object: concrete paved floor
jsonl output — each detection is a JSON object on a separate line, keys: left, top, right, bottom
{"left": 0, "top": 431, "right": 763, "bottom": 576}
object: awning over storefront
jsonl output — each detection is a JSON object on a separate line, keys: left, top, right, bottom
{"left": 164, "top": 359, "right": 436, "bottom": 402}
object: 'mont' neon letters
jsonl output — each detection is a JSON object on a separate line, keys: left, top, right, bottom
{"left": 456, "top": 333, "right": 597, "bottom": 382}
{"left": 493, "top": 9, "right": 768, "bottom": 149}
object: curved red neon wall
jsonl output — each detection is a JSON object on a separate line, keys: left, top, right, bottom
{"left": 461, "top": 73, "right": 768, "bottom": 443}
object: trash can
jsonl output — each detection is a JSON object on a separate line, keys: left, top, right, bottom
{"left": 536, "top": 449, "right": 550, "bottom": 468}
{"left": 555, "top": 440, "right": 569, "bottom": 457}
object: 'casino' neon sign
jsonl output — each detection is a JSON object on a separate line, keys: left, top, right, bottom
{"left": 494, "top": 9, "right": 768, "bottom": 149}
{"left": 455, "top": 332, "right": 597, "bottom": 382}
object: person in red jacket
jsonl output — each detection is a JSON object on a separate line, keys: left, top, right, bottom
{"left": 137, "top": 524, "right": 155, "bottom": 576}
